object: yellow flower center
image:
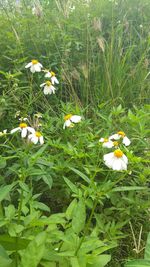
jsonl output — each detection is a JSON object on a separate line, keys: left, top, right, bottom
{"left": 117, "top": 131, "right": 125, "bottom": 137}
{"left": 19, "top": 123, "right": 27, "bottom": 128}
{"left": 35, "top": 131, "right": 42, "bottom": 137}
{"left": 103, "top": 138, "right": 108, "bottom": 143}
{"left": 51, "top": 71, "right": 55, "bottom": 76}
{"left": 114, "top": 149, "right": 123, "bottom": 158}
{"left": 46, "top": 81, "right": 51, "bottom": 86}
{"left": 64, "top": 114, "right": 73, "bottom": 121}
{"left": 31, "top": 59, "right": 38, "bottom": 65}
{"left": 113, "top": 141, "right": 119, "bottom": 147}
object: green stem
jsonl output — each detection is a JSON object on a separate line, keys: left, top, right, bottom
{"left": 75, "top": 199, "right": 98, "bottom": 256}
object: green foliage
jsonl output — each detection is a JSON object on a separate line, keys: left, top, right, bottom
{"left": 0, "top": 0, "right": 150, "bottom": 266}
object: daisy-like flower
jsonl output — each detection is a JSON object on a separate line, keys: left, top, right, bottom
{"left": 40, "top": 81, "right": 56, "bottom": 95}
{"left": 63, "top": 114, "right": 82, "bottom": 129}
{"left": 0, "top": 129, "right": 7, "bottom": 136}
{"left": 44, "top": 71, "right": 59, "bottom": 85}
{"left": 11, "top": 123, "right": 35, "bottom": 138}
{"left": 109, "top": 131, "right": 131, "bottom": 146}
{"left": 103, "top": 149, "right": 128, "bottom": 171}
{"left": 28, "top": 131, "right": 44, "bottom": 145}
{"left": 99, "top": 138, "right": 114, "bottom": 148}
{"left": 25, "top": 59, "right": 43, "bottom": 73}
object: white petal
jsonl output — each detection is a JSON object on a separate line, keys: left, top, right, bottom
{"left": 34, "top": 64, "right": 42, "bottom": 72}
{"left": 11, "top": 127, "right": 20, "bottom": 134}
{"left": 27, "top": 127, "right": 35, "bottom": 134}
{"left": 99, "top": 138, "right": 104, "bottom": 143}
{"left": 31, "top": 136, "right": 38, "bottom": 144}
{"left": 39, "top": 136, "right": 44, "bottom": 145}
{"left": 45, "top": 72, "right": 51, "bottom": 78}
{"left": 21, "top": 128, "right": 27, "bottom": 138}
{"left": 102, "top": 141, "right": 114, "bottom": 148}
{"left": 70, "top": 115, "right": 82, "bottom": 123}
{"left": 103, "top": 152, "right": 114, "bottom": 162}
{"left": 38, "top": 63, "right": 43, "bottom": 68}
{"left": 51, "top": 76, "right": 59, "bottom": 85}
{"left": 50, "top": 85, "right": 56, "bottom": 94}
{"left": 25, "top": 62, "right": 32, "bottom": 68}
{"left": 40, "top": 83, "right": 46, "bottom": 88}
{"left": 123, "top": 136, "right": 131, "bottom": 146}
{"left": 112, "top": 159, "right": 123, "bottom": 171}
{"left": 44, "top": 86, "right": 51, "bottom": 95}
{"left": 109, "top": 134, "right": 120, "bottom": 140}
{"left": 63, "top": 120, "right": 71, "bottom": 129}
{"left": 30, "top": 65, "right": 36, "bottom": 73}
{"left": 28, "top": 134, "right": 33, "bottom": 140}
{"left": 122, "top": 154, "right": 128, "bottom": 164}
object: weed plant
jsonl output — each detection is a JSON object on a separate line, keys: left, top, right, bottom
{"left": 0, "top": 0, "right": 150, "bottom": 266}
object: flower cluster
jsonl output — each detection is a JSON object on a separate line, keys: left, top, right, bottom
{"left": 25, "top": 60, "right": 59, "bottom": 95}
{"left": 99, "top": 131, "right": 131, "bottom": 171}
{"left": 10, "top": 117, "right": 44, "bottom": 145}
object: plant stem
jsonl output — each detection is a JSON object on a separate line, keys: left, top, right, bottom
{"left": 75, "top": 199, "right": 98, "bottom": 256}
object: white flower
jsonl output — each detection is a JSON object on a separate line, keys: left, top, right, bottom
{"left": 11, "top": 123, "right": 35, "bottom": 138}
{"left": 40, "top": 81, "right": 56, "bottom": 95}
{"left": 103, "top": 149, "right": 128, "bottom": 171}
{"left": 63, "top": 114, "right": 82, "bottom": 129}
{"left": 28, "top": 131, "right": 44, "bottom": 145}
{"left": 44, "top": 71, "right": 59, "bottom": 85}
{"left": 99, "top": 138, "right": 114, "bottom": 148}
{"left": 25, "top": 59, "right": 43, "bottom": 73}
{"left": 109, "top": 131, "right": 131, "bottom": 146}
{"left": 0, "top": 129, "right": 7, "bottom": 136}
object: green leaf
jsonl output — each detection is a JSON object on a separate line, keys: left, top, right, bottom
{"left": 125, "top": 260, "right": 150, "bottom": 267}
{"left": 0, "top": 245, "right": 12, "bottom": 267}
{"left": 0, "top": 156, "right": 6, "bottom": 169}
{"left": 0, "top": 182, "right": 17, "bottom": 202}
{"left": 66, "top": 199, "right": 77, "bottom": 220}
{"left": 42, "top": 175, "right": 53, "bottom": 189}
{"left": 112, "top": 186, "right": 146, "bottom": 192}
{"left": 69, "top": 167, "right": 90, "bottom": 184}
{"left": 72, "top": 198, "right": 86, "bottom": 234}
{"left": 0, "top": 235, "right": 30, "bottom": 251}
{"left": 145, "top": 233, "right": 150, "bottom": 260}
{"left": 70, "top": 257, "right": 80, "bottom": 267}
{"left": 87, "top": 254, "right": 111, "bottom": 267}
{"left": 20, "top": 232, "right": 46, "bottom": 267}
{"left": 64, "top": 177, "right": 78, "bottom": 194}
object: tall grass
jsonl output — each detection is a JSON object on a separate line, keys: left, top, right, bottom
{"left": 0, "top": 0, "right": 150, "bottom": 111}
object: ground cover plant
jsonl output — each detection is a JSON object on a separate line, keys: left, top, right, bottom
{"left": 0, "top": 0, "right": 150, "bottom": 266}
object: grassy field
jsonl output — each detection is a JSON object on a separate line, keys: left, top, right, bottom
{"left": 0, "top": 0, "right": 150, "bottom": 266}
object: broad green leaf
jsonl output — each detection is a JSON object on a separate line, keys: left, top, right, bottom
{"left": 20, "top": 232, "right": 46, "bottom": 267}
{"left": 0, "top": 245, "right": 12, "bottom": 267}
{"left": 70, "top": 257, "right": 80, "bottom": 267}
{"left": 66, "top": 199, "right": 77, "bottom": 220}
{"left": 0, "top": 235, "right": 30, "bottom": 251}
{"left": 40, "top": 262, "right": 56, "bottom": 267}
{"left": 64, "top": 177, "right": 78, "bottom": 194}
{"left": 145, "top": 232, "right": 150, "bottom": 260}
{"left": 72, "top": 198, "right": 86, "bottom": 234}
{"left": 69, "top": 167, "right": 90, "bottom": 184}
{"left": 87, "top": 254, "right": 111, "bottom": 267}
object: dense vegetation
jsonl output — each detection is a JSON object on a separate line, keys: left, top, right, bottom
{"left": 0, "top": 0, "right": 150, "bottom": 266}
